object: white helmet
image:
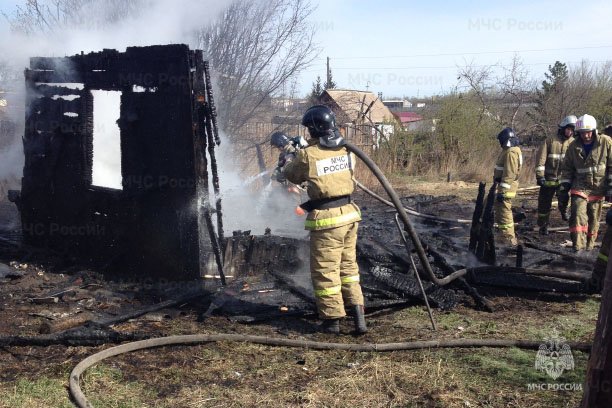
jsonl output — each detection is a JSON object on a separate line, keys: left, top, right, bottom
{"left": 576, "top": 114, "right": 597, "bottom": 133}
{"left": 558, "top": 115, "right": 577, "bottom": 129}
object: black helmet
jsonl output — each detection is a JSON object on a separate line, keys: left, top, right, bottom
{"left": 270, "top": 131, "right": 290, "bottom": 149}
{"left": 301, "top": 105, "right": 336, "bottom": 137}
{"left": 497, "top": 127, "right": 518, "bottom": 147}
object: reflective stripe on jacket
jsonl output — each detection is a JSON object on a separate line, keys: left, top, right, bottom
{"left": 559, "top": 133, "right": 612, "bottom": 197}
{"left": 535, "top": 134, "right": 574, "bottom": 180}
{"left": 284, "top": 139, "right": 361, "bottom": 231}
{"left": 494, "top": 146, "right": 522, "bottom": 198}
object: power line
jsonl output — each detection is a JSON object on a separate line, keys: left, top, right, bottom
{"left": 302, "top": 60, "right": 611, "bottom": 72}
{"left": 330, "top": 45, "right": 612, "bottom": 60}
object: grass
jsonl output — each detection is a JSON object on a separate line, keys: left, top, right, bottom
{"left": 0, "top": 378, "right": 73, "bottom": 408}
{"left": 0, "top": 296, "right": 595, "bottom": 408}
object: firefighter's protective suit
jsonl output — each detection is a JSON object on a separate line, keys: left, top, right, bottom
{"left": 283, "top": 138, "right": 364, "bottom": 320}
{"left": 535, "top": 117, "right": 575, "bottom": 232}
{"left": 494, "top": 130, "right": 522, "bottom": 246}
{"left": 559, "top": 115, "right": 612, "bottom": 250}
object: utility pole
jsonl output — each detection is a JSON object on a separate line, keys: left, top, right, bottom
{"left": 581, "top": 238, "right": 612, "bottom": 407}
{"left": 326, "top": 56, "right": 331, "bottom": 88}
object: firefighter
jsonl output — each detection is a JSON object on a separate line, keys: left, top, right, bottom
{"left": 534, "top": 115, "right": 576, "bottom": 234}
{"left": 559, "top": 114, "right": 612, "bottom": 251}
{"left": 280, "top": 105, "right": 367, "bottom": 335}
{"left": 270, "top": 131, "right": 296, "bottom": 183}
{"left": 589, "top": 125, "right": 612, "bottom": 292}
{"left": 270, "top": 131, "right": 308, "bottom": 182}
{"left": 493, "top": 127, "right": 522, "bottom": 247}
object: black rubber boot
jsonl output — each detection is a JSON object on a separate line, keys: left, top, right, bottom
{"left": 351, "top": 305, "right": 368, "bottom": 334}
{"left": 319, "top": 319, "right": 340, "bottom": 334}
{"left": 560, "top": 208, "right": 569, "bottom": 222}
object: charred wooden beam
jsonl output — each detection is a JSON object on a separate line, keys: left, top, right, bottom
{"left": 474, "top": 182, "right": 497, "bottom": 264}
{"left": 0, "top": 326, "right": 147, "bottom": 347}
{"left": 368, "top": 265, "right": 457, "bottom": 310}
{"left": 469, "top": 182, "right": 486, "bottom": 251}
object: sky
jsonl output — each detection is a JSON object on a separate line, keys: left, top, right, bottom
{"left": 0, "top": 0, "right": 610, "bottom": 99}
{"left": 299, "top": 0, "right": 612, "bottom": 98}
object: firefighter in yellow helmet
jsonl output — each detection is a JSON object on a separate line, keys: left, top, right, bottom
{"left": 493, "top": 127, "right": 522, "bottom": 247}
{"left": 280, "top": 105, "right": 366, "bottom": 335}
{"left": 534, "top": 115, "right": 576, "bottom": 235}
{"left": 589, "top": 124, "right": 612, "bottom": 292}
{"left": 559, "top": 114, "right": 612, "bottom": 251}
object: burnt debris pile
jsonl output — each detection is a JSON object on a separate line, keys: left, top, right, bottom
{"left": 0, "top": 45, "right": 595, "bottom": 326}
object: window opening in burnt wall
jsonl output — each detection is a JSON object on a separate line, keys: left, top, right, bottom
{"left": 91, "top": 90, "right": 122, "bottom": 190}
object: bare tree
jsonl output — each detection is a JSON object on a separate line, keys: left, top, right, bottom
{"left": 3, "top": 0, "right": 143, "bottom": 34}
{"left": 457, "top": 60, "right": 494, "bottom": 122}
{"left": 498, "top": 55, "right": 534, "bottom": 128}
{"left": 197, "top": 0, "right": 319, "bottom": 136}
{"left": 457, "top": 55, "right": 535, "bottom": 133}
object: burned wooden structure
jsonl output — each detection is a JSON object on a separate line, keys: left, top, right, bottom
{"left": 12, "top": 45, "right": 223, "bottom": 280}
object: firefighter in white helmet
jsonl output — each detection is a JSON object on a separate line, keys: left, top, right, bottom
{"left": 534, "top": 115, "right": 576, "bottom": 234}
{"left": 559, "top": 114, "right": 612, "bottom": 251}
{"left": 493, "top": 127, "right": 522, "bottom": 247}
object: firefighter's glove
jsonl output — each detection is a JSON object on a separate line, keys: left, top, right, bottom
{"left": 559, "top": 182, "right": 571, "bottom": 192}
{"left": 493, "top": 177, "right": 501, "bottom": 183}
{"left": 290, "top": 136, "right": 307, "bottom": 149}
{"left": 496, "top": 193, "right": 505, "bottom": 203}
{"left": 536, "top": 177, "right": 545, "bottom": 187}
{"left": 278, "top": 151, "right": 296, "bottom": 168}
{"left": 272, "top": 166, "right": 286, "bottom": 183}
{"left": 606, "top": 209, "right": 612, "bottom": 226}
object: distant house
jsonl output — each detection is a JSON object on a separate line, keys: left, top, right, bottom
{"left": 319, "top": 89, "right": 395, "bottom": 126}
{"left": 383, "top": 99, "right": 413, "bottom": 110}
{"left": 392, "top": 111, "right": 424, "bottom": 131}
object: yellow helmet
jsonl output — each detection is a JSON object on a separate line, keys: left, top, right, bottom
{"left": 576, "top": 114, "right": 597, "bottom": 133}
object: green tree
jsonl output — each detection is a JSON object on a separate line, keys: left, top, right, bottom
{"left": 542, "top": 61, "right": 568, "bottom": 94}
{"left": 309, "top": 75, "right": 323, "bottom": 104}
{"left": 533, "top": 61, "right": 574, "bottom": 133}
{"left": 324, "top": 68, "right": 336, "bottom": 90}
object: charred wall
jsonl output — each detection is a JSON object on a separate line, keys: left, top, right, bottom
{"left": 17, "top": 44, "right": 219, "bottom": 280}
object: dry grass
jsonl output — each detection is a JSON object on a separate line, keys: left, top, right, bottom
{"left": 0, "top": 296, "right": 593, "bottom": 408}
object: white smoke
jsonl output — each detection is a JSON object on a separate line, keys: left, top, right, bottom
{"left": 0, "top": 0, "right": 232, "bottom": 190}
{"left": 215, "top": 131, "right": 308, "bottom": 238}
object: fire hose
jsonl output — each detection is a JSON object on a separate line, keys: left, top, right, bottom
{"left": 69, "top": 333, "right": 591, "bottom": 408}
{"left": 345, "top": 142, "right": 469, "bottom": 286}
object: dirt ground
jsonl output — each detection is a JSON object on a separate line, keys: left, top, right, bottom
{"left": 0, "top": 180, "right": 602, "bottom": 407}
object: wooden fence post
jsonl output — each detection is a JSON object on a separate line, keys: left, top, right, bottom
{"left": 581, "top": 237, "right": 612, "bottom": 407}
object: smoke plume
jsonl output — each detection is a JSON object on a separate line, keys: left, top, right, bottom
{"left": 0, "top": 0, "right": 231, "bottom": 190}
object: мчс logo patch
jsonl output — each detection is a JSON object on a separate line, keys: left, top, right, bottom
{"left": 316, "top": 154, "right": 352, "bottom": 176}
